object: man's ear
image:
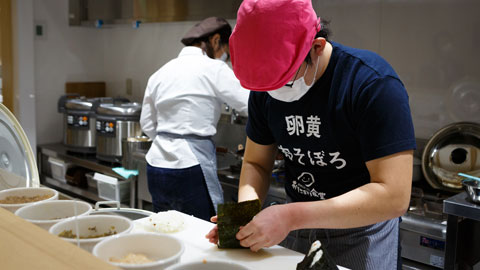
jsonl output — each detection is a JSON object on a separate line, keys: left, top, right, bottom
{"left": 312, "top": 37, "right": 327, "bottom": 56}
{"left": 210, "top": 33, "right": 221, "bottom": 50}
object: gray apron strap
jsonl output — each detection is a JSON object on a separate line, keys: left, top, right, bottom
{"left": 157, "top": 132, "right": 224, "bottom": 214}
{"left": 280, "top": 195, "right": 399, "bottom": 270}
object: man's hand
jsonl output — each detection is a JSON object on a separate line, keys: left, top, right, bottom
{"left": 236, "top": 204, "right": 292, "bottom": 252}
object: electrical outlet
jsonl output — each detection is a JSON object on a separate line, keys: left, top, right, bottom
{"left": 126, "top": 78, "right": 133, "bottom": 95}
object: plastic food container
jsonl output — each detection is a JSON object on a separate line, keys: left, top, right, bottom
{"left": 94, "top": 173, "right": 130, "bottom": 203}
{"left": 48, "top": 157, "right": 73, "bottom": 183}
{"left": 93, "top": 232, "right": 184, "bottom": 270}
{"left": 15, "top": 200, "right": 92, "bottom": 230}
{"left": 0, "top": 187, "right": 59, "bottom": 213}
{"left": 165, "top": 260, "right": 252, "bottom": 270}
{"left": 49, "top": 214, "right": 134, "bottom": 252}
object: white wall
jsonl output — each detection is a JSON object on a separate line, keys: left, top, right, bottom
{"left": 12, "top": 0, "right": 37, "bottom": 154}
{"left": 311, "top": 0, "right": 480, "bottom": 138}
{"left": 28, "top": 0, "right": 480, "bottom": 147}
{"left": 33, "top": 0, "right": 104, "bottom": 145}
{"left": 102, "top": 21, "right": 196, "bottom": 102}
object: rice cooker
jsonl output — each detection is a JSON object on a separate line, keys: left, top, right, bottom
{"left": 95, "top": 102, "right": 143, "bottom": 163}
{"left": 58, "top": 95, "right": 105, "bottom": 154}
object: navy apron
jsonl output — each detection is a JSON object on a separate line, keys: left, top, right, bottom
{"left": 280, "top": 196, "right": 399, "bottom": 270}
{"left": 157, "top": 132, "right": 224, "bottom": 214}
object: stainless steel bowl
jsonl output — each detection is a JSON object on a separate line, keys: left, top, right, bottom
{"left": 462, "top": 179, "right": 480, "bottom": 204}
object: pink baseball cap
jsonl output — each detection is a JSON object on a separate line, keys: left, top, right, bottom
{"left": 230, "top": 0, "right": 321, "bottom": 91}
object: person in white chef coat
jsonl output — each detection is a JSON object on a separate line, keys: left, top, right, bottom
{"left": 140, "top": 17, "right": 249, "bottom": 221}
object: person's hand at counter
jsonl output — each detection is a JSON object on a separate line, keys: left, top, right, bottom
{"left": 205, "top": 216, "right": 219, "bottom": 244}
{"left": 205, "top": 204, "right": 294, "bottom": 252}
{"left": 236, "top": 204, "right": 293, "bottom": 252}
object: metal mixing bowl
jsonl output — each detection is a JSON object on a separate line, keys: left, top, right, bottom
{"left": 462, "top": 179, "right": 480, "bottom": 204}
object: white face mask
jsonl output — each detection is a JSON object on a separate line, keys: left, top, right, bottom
{"left": 268, "top": 56, "right": 320, "bottom": 102}
{"left": 218, "top": 52, "right": 229, "bottom": 62}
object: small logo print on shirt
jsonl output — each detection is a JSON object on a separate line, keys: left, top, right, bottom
{"left": 292, "top": 172, "right": 326, "bottom": 199}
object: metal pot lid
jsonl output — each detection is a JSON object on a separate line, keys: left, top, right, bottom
{"left": 93, "top": 201, "right": 154, "bottom": 220}
{"left": 65, "top": 98, "right": 95, "bottom": 111}
{"left": 422, "top": 122, "right": 480, "bottom": 192}
{"left": 0, "top": 104, "right": 40, "bottom": 191}
{"left": 96, "top": 102, "right": 142, "bottom": 117}
{"left": 65, "top": 97, "right": 111, "bottom": 112}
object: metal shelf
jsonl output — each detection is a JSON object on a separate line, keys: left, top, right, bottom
{"left": 38, "top": 143, "right": 136, "bottom": 208}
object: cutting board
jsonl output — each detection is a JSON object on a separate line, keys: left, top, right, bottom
{"left": 0, "top": 207, "right": 116, "bottom": 270}
{"left": 65, "top": 82, "right": 106, "bottom": 98}
{"left": 133, "top": 211, "right": 349, "bottom": 270}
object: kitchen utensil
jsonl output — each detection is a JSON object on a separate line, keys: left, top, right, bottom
{"left": 93, "top": 232, "right": 185, "bottom": 270}
{"left": 121, "top": 136, "right": 152, "bottom": 170}
{"left": 462, "top": 179, "right": 480, "bottom": 204}
{"left": 0, "top": 103, "right": 39, "bottom": 190}
{"left": 458, "top": 172, "right": 480, "bottom": 182}
{"left": 421, "top": 122, "right": 480, "bottom": 192}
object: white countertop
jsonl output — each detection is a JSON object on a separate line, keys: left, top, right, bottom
{"left": 132, "top": 211, "right": 348, "bottom": 270}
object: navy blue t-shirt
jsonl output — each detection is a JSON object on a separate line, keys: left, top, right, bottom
{"left": 246, "top": 41, "right": 416, "bottom": 202}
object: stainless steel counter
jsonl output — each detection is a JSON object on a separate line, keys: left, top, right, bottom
{"left": 443, "top": 192, "right": 480, "bottom": 269}
{"left": 443, "top": 192, "right": 480, "bottom": 220}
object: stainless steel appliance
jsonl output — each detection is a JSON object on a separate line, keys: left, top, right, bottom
{"left": 121, "top": 136, "right": 152, "bottom": 170}
{"left": 400, "top": 122, "right": 480, "bottom": 269}
{"left": 58, "top": 95, "right": 105, "bottom": 154}
{"left": 95, "top": 102, "right": 143, "bottom": 163}
{"left": 400, "top": 187, "right": 450, "bottom": 269}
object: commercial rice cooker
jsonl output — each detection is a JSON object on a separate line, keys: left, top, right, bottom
{"left": 58, "top": 95, "right": 105, "bottom": 154}
{"left": 95, "top": 102, "right": 143, "bottom": 163}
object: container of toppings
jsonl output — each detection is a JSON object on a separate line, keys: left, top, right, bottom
{"left": 165, "top": 260, "right": 252, "bottom": 270}
{"left": 93, "top": 232, "right": 184, "bottom": 270}
{"left": 15, "top": 200, "right": 92, "bottom": 230}
{"left": 49, "top": 214, "right": 133, "bottom": 252}
{"left": 0, "top": 187, "right": 58, "bottom": 213}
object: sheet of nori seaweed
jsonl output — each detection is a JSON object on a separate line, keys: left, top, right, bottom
{"left": 296, "top": 241, "right": 339, "bottom": 270}
{"left": 217, "top": 199, "right": 261, "bottom": 249}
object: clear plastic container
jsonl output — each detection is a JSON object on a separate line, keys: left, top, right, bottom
{"left": 94, "top": 173, "right": 130, "bottom": 203}
{"left": 47, "top": 157, "right": 72, "bottom": 183}
{"left": 85, "top": 172, "right": 97, "bottom": 190}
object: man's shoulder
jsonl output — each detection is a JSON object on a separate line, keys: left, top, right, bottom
{"left": 332, "top": 41, "right": 398, "bottom": 79}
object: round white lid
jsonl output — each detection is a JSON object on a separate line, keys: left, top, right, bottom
{"left": 0, "top": 103, "right": 39, "bottom": 190}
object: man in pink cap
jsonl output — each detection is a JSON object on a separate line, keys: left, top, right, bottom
{"left": 206, "top": 0, "right": 416, "bottom": 269}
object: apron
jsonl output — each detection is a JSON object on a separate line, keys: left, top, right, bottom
{"left": 157, "top": 132, "right": 224, "bottom": 214}
{"left": 280, "top": 196, "right": 399, "bottom": 270}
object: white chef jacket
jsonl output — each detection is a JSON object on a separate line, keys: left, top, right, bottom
{"left": 140, "top": 46, "right": 249, "bottom": 169}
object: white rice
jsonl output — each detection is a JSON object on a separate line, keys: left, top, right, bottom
{"left": 145, "top": 210, "right": 185, "bottom": 233}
